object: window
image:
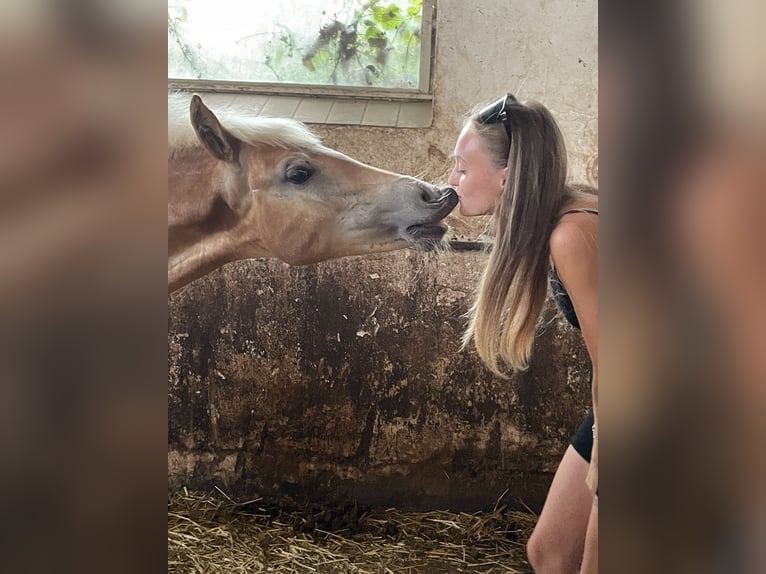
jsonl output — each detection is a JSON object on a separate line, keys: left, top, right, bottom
{"left": 168, "top": 0, "right": 433, "bottom": 95}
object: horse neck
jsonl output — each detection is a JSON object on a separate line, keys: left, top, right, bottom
{"left": 167, "top": 149, "right": 269, "bottom": 293}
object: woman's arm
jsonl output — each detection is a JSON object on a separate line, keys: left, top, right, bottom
{"left": 550, "top": 216, "right": 599, "bottom": 491}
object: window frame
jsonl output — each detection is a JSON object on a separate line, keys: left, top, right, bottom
{"left": 167, "top": 0, "right": 436, "bottom": 103}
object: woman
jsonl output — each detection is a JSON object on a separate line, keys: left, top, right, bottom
{"left": 448, "top": 94, "right": 598, "bottom": 573}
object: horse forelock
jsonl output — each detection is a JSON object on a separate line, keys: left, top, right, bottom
{"left": 168, "top": 93, "right": 321, "bottom": 155}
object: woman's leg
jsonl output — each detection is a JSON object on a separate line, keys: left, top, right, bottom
{"left": 527, "top": 445, "right": 593, "bottom": 573}
{"left": 579, "top": 501, "right": 598, "bottom": 573}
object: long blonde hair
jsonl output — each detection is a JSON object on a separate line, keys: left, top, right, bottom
{"left": 462, "top": 98, "right": 588, "bottom": 376}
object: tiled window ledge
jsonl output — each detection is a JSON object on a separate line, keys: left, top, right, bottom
{"left": 168, "top": 87, "right": 434, "bottom": 128}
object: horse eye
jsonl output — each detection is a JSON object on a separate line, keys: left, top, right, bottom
{"left": 286, "top": 165, "right": 313, "bottom": 185}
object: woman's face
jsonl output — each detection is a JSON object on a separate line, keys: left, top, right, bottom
{"left": 448, "top": 124, "right": 508, "bottom": 216}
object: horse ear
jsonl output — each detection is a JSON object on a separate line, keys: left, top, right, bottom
{"left": 190, "top": 94, "right": 240, "bottom": 163}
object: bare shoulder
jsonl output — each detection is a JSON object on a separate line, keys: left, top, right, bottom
{"left": 549, "top": 215, "right": 598, "bottom": 268}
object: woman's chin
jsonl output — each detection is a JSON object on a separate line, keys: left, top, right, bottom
{"left": 459, "top": 203, "right": 486, "bottom": 217}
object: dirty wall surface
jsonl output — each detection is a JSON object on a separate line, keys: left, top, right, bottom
{"left": 168, "top": 250, "right": 591, "bottom": 511}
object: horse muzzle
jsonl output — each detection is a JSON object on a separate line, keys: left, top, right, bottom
{"left": 420, "top": 185, "right": 459, "bottom": 221}
{"left": 405, "top": 186, "right": 459, "bottom": 243}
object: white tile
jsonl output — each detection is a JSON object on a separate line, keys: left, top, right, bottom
{"left": 294, "top": 99, "right": 333, "bottom": 123}
{"left": 396, "top": 102, "right": 433, "bottom": 128}
{"left": 260, "top": 96, "right": 302, "bottom": 118}
{"left": 361, "top": 102, "right": 400, "bottom": 127}
{"left": 231, "top": 94, "right": 269, "bottom": 114}
{"left": 327, "top": 100, "right": 368, "bottom": 124}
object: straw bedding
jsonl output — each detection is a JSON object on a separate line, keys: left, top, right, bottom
{"left": 168, "top": 488, "right": 537, "bottom": 573}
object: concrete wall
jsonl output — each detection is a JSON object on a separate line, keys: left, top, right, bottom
{"left": 168, "top": 0, "right": 597, "bottom": 512}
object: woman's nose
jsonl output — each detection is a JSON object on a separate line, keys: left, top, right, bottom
{"left": 447, "top": 169, "right": 459, "bottom": 187}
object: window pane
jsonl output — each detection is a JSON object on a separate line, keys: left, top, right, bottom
{"left": 168, "top": 0, "right": 423, "bottom": 89}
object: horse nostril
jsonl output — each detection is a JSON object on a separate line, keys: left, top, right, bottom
{"left": 418, "top": 182, "right": 441, "bottom": 203}
{"left": 438, "top": 186, "right": 458, "bottom": 204}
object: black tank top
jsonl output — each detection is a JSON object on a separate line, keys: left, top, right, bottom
{"left": 549, "top": 208, "right": 598, "bottom": 330}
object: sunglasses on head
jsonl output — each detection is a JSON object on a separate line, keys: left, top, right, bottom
{"left": 477, "top": 93, "right": 517, "bottom": 138}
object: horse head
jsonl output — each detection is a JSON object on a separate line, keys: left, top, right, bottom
{"left": 168, "top": 94, "right": 457, "bottom": 292}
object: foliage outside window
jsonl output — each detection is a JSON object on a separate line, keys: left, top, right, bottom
{"left": 168, "top": 0, "right": 426, "bottom": 90}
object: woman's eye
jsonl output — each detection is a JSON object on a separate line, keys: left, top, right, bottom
{"left": 286, "top": 166, "right": 313, "bottom": 184}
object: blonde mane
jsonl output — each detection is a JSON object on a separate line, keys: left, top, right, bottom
{"left": 168, "top": 93, "right": 321, "bottom": 155}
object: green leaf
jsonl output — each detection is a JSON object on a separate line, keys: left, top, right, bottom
{"left": 407, "top": 0, "right": 422, "bottom": 18}
{"left": 373, "top": 4, "right": 404, "bottom": 31}
{"left": 364, "top": 25, "right": 385, "bottom": 40}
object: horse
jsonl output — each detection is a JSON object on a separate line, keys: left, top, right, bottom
{"left": 168, "top": 93, "right": 458, "bottom": 293}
